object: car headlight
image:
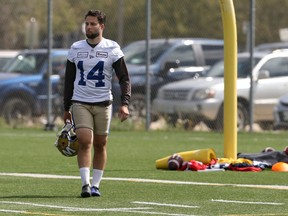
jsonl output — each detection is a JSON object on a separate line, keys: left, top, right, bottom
{"left": 192, "top": 88, "right": 216, "bottom": 100}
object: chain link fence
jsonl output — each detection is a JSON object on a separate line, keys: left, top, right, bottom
{"left": 0, "top": 0, "right": 288, "bottom": 131}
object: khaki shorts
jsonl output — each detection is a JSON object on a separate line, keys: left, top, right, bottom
{"left": 71, "top": 103, "right": 112, "bottom": 135}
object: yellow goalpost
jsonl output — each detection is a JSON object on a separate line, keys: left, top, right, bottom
{"left": 219, "top": 0, "right": 238, "bottom": 159}
{"left": 156, "top": 1, "right": 238, "bottom": 169}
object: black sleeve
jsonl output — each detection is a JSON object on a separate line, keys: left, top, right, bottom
{"left": 63, "top": 60, "right": 76, "bottom": 111}
{"left": 113, "top": 57, "right": 131, "bottom": 106}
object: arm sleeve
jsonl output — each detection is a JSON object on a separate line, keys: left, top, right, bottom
{"left": 112, "top": 57, "right": 131, "bottom": 106}
{"left": 63, "top": 60, "right": 76, "bottom": 111}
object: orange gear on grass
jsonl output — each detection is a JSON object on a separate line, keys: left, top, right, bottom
{"left": 271, "top": 162, "right": 288, "bottom": 172}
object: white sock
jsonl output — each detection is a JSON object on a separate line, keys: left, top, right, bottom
{"left": 91, "top": 169, "right": 104, "bottom": 188}
{"left": 79, "top": 167, "right": 90, "bottom": 187}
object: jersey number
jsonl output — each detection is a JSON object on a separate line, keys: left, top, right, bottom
{"left": 77, "top": 60, "right": 105, "bottom": 87}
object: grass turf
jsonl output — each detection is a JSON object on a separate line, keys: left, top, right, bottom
{"left": 0, "top": 127, "right": 287, "bottom": 216}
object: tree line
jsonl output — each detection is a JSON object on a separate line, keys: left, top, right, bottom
{"left": 0, "top": 0, "right": 287, "bottom": 50}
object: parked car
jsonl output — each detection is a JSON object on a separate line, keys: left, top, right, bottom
{"left": 0, "top": 50, "right": 20, "bottom": 70}
{"left": 112, "top": 38, "right": 224, "bottom": 118}
{"left": 255, "top": 42, "right": 288, "bottom": 52}
{"left": 0, "top": 49, "right": 68, "bottom": 125}
{"left": 273, "top": 93, "right": 288, "bottom": 130}
{"left": 152, "top": 50, "right": 288, "bottom": 131}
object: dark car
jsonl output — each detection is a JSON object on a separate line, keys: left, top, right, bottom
{"left": 255, "top": 42, "right": 288, "bottom": 52}
{"left": 0, "top": 49, "right": 68, "bottom": 125}
{"left": 112, "top": 38, "right": 224, "bottom": 118}
{"left": 0, "top": 50, "right": 19, "bottom": 70}
{"left": 273, "top": 93, "right": 288, "bottom": 130}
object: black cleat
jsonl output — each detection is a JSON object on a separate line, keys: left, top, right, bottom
{"left": 81, "top": 184, "right": 91, "bottom": 198}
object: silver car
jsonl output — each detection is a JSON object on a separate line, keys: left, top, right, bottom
{"left": 273, "top": 93, "right": 288, "bottom": 130}
{"left": 152, "top": 50, "right": 288, "bottom": 131}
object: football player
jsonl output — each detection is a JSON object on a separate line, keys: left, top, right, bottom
{"left": 63, "top": 10, "right": 131, "bottom": 197}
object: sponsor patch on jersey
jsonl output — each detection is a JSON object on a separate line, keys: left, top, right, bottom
{"left": 96, "top": 51, "right": 108, "bottom": 58}
{"left": 77, "top": 52, "right": 89, "bottom": 58}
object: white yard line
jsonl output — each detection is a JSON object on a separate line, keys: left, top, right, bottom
{"left": 0, "top": 201, "right": 196, "bottom": 216}
{"left": 0, "top": 172, "right": 285, "bottom": 216}
{"left": 0, "top": 172, "right": 287, "bottom": 190}
{"left": 0, "top": 201, "right": 150, "bottom": 212}
{"left": 211, "top": 199, "right": 284, "bottom": 205}
{"left": 108, "top": 210, "right": 197, "bottom": 216}
{"left": 0, "top": 209, "right": 66, "bottom": 216}
{"left": 132, "top": 201, "right": 199, "bottom": 208}
{"left": 0, "top": 209, "right": 26, "bottom": 214}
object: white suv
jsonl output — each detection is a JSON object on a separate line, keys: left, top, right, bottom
{"left": 152, "top": 50, "right": 288, "bottom": 130}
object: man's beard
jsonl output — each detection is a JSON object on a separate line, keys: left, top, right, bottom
{"left": 86, "top": 32, "right": 99, "bottom": 39}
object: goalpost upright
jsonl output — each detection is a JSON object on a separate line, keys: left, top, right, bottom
{"left": 219, "top": 0, "right": 238, "bottom": 159}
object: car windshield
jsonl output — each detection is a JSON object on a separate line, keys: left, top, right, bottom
{"left": 0, "top": 57, "right": 14, "bottom": 70}
{"left": 205, "top": 56, "right": 262, "bottom": 78}
{"left": 2, "top": 53, "right": 47, "bottom": 74}
{"left": 123, "top": 41, "right": 173, "bottom": 65}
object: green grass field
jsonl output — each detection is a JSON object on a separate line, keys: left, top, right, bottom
{"left": 0, "top": 126, "right": 287, "bottom": 216}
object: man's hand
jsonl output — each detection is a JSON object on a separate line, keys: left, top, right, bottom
{"left": 118, "top": 105, "right": 129, "bottom": 122}
{"left": 63, "top": 111, "right": 72, "bottom": 124}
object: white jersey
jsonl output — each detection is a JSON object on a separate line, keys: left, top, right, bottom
{"left": 67, "top": 38, "right": 124, "bottom": 103}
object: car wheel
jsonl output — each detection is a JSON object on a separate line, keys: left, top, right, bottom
{"left": 237, "top": 102, "right": 249, "bottom": 131}
{"left": 129, "top": 94, "right": 146, "bottom": 119}
{"left": 258, "top": 121, "right": 273, "bottom": 130}
{"left": 128, "top": 94, "right": 164, "bottom": 121}
{"left": 166, "top": 114, "right": 179, "bottom": 126}
{"left": 183, "top": 119, "right": 201, "bottom": 130}
{"left": 208, "top": 102, "right": 248, "bottom": 131}
{"left": 3, "top": 98, "right": 33, "bottom": 125}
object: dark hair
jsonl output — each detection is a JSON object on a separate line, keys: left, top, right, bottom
{"left": 85, "top": 10, "right": 106, "bottom": 24}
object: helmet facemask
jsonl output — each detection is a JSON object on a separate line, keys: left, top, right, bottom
{"left": 55, "top": 122, "right": 79, "bottom": 157}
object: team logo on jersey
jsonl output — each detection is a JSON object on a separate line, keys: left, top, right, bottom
{"left": 77, "top": 52, "right": 89, "bottom": 58}
{"left": 96, "top": 52, "right": 108, "bottom": 58}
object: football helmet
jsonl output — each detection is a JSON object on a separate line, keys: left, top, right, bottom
{"left": 55, "top": 121, "right": 78, "bottom": 157}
